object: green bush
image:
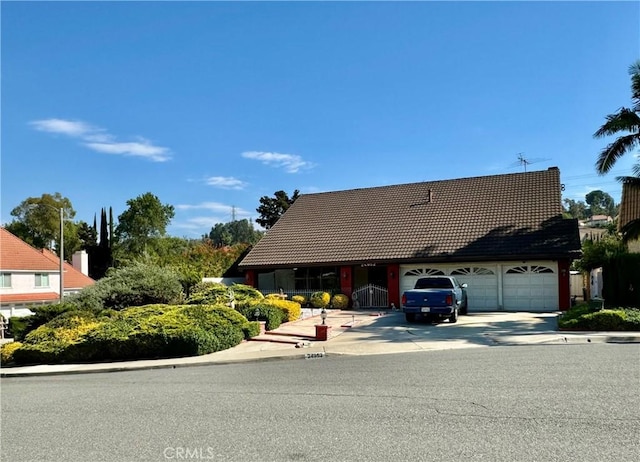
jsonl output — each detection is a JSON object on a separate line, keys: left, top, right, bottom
{"left": 11, "top": 304, "right": 251, "bottom": 365}
{"left": 9, "top": 302, "right": 81, "bottom": 341}
{"left": 331, "top": 293, "right": 349, "bottom": 309}
{"left": 256, "top": 299, "right": 301, "bottom": 322}
{"left": 67, "top": 262, "right": 184, "bottom": 311}
{"left": 310, "top": 291, "right": 330, "bottom": 309}
{"left": 559, "top": 304, "right": 640, "bottom": 331}
{"left": 236, "top": 303, "right": 285, "bottom": 331}
{"left": 186, "top": 282, "right": 231, "bottom": 305}
{"left": 243, "top": 321, "right": 261, "bottom": 339}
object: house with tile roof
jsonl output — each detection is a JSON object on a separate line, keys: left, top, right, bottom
{"left": 0, "top": 227, "right": 95, "bottom": 318}
{"left": 238, "top": 167, "right": 582, "bottom": 312}
{"left": 618, "top": 178, "right": 640, "bottom": 252}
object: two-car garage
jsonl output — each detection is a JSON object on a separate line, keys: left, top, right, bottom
{"left": 399, "top": 261, "right": 559, "bottom": 312}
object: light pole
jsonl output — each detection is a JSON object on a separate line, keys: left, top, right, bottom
{"left": 57, "top": 206, "right": 64, "bottom": 303}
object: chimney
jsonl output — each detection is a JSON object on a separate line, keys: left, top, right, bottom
{"left": 72, "top": 250, "right": 89, "bottom": 276}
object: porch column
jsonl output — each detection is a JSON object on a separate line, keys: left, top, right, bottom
{"left": 340, "top": 266, "right": 352, "bottom": 299}
{"left": 245, "top": 270, "right": 257, "bottom": 288}
{"left": 387, "top": 264, "right": 400, "bottom": 309}
{"left": 557, "top": 259, "right": 571, "bottom": 311}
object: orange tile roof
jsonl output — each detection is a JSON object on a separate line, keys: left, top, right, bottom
{"left": 0, "top": 227, "right": 95, "bottom": 290}
{"left": 0, "top": 228, "right": 58, "bottom": 271}
{"left": 41, "top": 248, "right": 95, "bottom": 289}
{"left": 0, "top": 292, "right": 59, "bottom": 303}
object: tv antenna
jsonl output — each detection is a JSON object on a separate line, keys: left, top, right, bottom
{"left": 509, "top": 153, "right": 550, "bottom": 172}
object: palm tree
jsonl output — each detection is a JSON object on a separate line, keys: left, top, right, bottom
{"left": 594, "top": 61, "right": 640, "bottom": 243}
{"left": 594, "top": 60, "right": 640, "bottom": 174}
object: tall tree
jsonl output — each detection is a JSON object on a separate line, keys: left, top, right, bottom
{"left": 585, "top": 190, "right": 616, "bottom": 218}
{"left": 115, "top": 192, "right": 175, "bottom": 255}
{"left": 207, "top": 219, "right": 263, "bottom": 247}
{"left": 594, "top": 60, "right": 640, "bottom": 173}
{"left": 5, "top": 193, "right": 79, "bottom": 260}
{"left": 562, "top": 198, "right": 588, "bottom": 220}
{"left": 255, "top": 189, "right": 300, "bottom": 229}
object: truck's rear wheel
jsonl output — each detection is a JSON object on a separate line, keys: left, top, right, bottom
{"left": 449, "top": 308, "right": 458, "bottom": 323}
{"left": 405, "top": 313, "right": 416, "bottom": 323}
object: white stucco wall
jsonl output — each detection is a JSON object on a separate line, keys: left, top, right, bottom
{"left": 0, "top": 271, "right": 60, "bottom": 295}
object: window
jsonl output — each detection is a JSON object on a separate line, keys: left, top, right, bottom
{"left": 0, "top": 273, "right": 11, "bottom": 288}
{"left": 35, "top": 273, "right": 50, "bottom": 288}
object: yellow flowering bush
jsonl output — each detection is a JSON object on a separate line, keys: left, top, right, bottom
{"left": 331, "top": 294, "right": 350, "bottom": 309}
{"left": 310, "top": 292, "right": 330, "bottom": 309}
{"left": 291, "top": 295, "right": 306, "bottom": 305}
{"left": 1, "top": 341, "right": 23, "bottom": 365}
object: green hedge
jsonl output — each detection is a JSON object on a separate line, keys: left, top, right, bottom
{"left": 559, "top": 303, "right": 640, "bottom": 331}
{"left": 602, "top": 254, "right": 640, "bottom": 307}
{"left": 11, "top": 304, "right": 253, "bottom": 365}
{"left": 236, "top": 303, "right": 285, "bottom": 331}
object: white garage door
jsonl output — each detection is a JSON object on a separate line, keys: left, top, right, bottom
{"left": 400, "top": 264, "right": 499, "bottom": 312}
{"left": 502, "top": 263, "right": 558, "bottom": 311}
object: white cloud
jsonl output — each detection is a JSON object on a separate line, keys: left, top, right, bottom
{"left": 30, "top": 118, "right": 96, "bottom": 137}
{"left": 84, "top": 140, "right": 171, "bottom": 162}
{"left": 30, "top": 118, "right": 171, "bottom": 162}
{"left": 204, "top": 176, "right": 247, "bottom": 190}
{"left": 242, "top": 151, "right": 315, "bottom": 173}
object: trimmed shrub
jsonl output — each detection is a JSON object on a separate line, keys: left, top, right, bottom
{"left": 243, "top": 321, "right": 261, "bottom": 339}
{"left": 228, "top": 284, "right": 264, "bottom": 303}
{"left": 256, "top": 299, "right": 301, "bottom": 322}
{"left": 310, "top": 291, "right": 330, "bottom": 309}
{"left": 291, "top": 295, "right": 306, "bottom": 305}
{"left": 187, "top": 282, "right": 231, "bottom": 305}
{"left": 9, "top": 302, "right": 81, "bottom": 341}
{"left": 12, "top": 304, "right": 251, "bottom": 365}
{"left": 559, "top": 304, "right": 640, "bottom": 331}
{"left": 236, "top": 303, "right": 285, "bottom": 331}
{"left": 1, "top": 341, "right": 23, "bottom": 365}
{"left": 14, "top": 311, "right": 104, "bottom": 364}
{"left": 331, "top": 294, "right": 349, "bottom": 309}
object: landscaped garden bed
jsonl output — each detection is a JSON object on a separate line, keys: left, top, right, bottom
{"left": 559, "top": 302, "right": 640, "bottom": 331}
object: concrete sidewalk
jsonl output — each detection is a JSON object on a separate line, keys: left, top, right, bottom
{"left": 2, "top": 310, "right": 639, "bottom": 378}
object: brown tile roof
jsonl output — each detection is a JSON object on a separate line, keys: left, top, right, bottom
{"left": 239, "top": 168, "right": 581, "bottom": 269}
{"left": 0, "top": 228, "right": 95, "bottom": 290}
{"left": 618, "top": 178, "right": 640, "bottom": 230}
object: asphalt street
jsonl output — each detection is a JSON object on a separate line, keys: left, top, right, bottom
{"left": 2, "top": 344, "right": 639, "bottom": 462}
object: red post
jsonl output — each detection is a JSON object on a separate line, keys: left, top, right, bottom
{"left": 315, "top": 324, "right": 332, "bottom": 341}
{"left": 558, "top": 259, "right": 571, "bottom": 311}
{"left": 387, "top": 264, "right": 400, "bottom": 309}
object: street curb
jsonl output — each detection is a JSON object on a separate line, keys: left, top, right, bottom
{"left": 0, "top": 352, "right": 318, "bottom": 379}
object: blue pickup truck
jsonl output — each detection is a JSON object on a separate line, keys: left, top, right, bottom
{"left": 401, "top": 276, "right": 468, "bottom": 323}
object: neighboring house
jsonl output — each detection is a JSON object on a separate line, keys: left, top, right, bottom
{"left": 585, "top": 215, "right": 613, "bottom": 227}
{"left": 0, "top": 228, "right": 95, "bottom": 318}
{"left": 238, "top": 167, "right": 582, "bottom": 312}
{"left": 618, "top": 179, "right": 640, "bottom": 253}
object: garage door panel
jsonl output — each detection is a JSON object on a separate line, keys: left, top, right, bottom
{"left": 503, "top": 262, "right": 558, "bottom": 311}
{"left": 400, "top": 264, "right": 498, "bottom": 312}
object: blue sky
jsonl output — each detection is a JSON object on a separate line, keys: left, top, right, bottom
{"left": 2, "top": 1, "right": 639, "bottom": 237}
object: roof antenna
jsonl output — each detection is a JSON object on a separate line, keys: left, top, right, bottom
{"left": 509, "top": 153, "right": 550, "bottom": 172}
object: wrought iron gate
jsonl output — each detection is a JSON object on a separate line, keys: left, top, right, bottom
{"left": 352, "top": 284, "right": 388, "bottom": 309}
